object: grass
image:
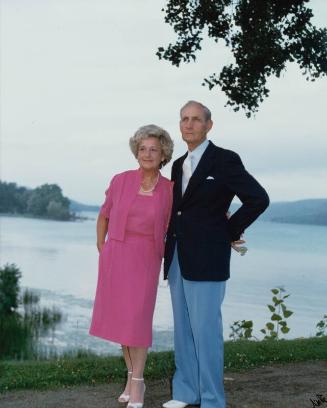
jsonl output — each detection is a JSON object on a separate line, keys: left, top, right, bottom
{"left": 224, "top": 336, "right": 327, "bottom": 369}
{"left": 0, "top": 337, "right": 326, "bottom": 393}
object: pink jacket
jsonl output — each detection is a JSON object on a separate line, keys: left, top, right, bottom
{"left": 100, "top": 169, "right": 173, "bottom": 258}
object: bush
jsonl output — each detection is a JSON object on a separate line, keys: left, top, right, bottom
{"left": 0, "top": 264, "right": 63, "bottom": 359}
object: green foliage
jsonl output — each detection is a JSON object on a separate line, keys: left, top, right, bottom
{"left": 46, "top": 200, "right": 71, "bottom": 220}
{"left": 157, "top": 0, "right": 327, "bottom": 116}
{"left": 316, "top": 314, "right": 327, "bottom": 337}
{"left": 224, "top": 336, "right": 327, "bottom": 371}
{"left": 260, "top": 287, "right": 293, "bottom": 340}
{"left": 0, "top": 264, "right": 63, "bottom": 359}
{"left": 229, "top": 286, "right": 293, "bottom": 341}
{"left": 229, "top": 320, "right": 254, "bottom": 340}
{"left": 27, "top": 184, "right": 70, "bottom": 220}
{"left": 0, "top": 182, "right": 29, "bottom": 213}
{"left": 22, "top": 288, "right": 63, "bottom": 340}
{"left": 1, "top": 337, "right": 326, "bottom": 392}
{"left": 0, "top": 264, "right": 22, "bottom": 315}
{"left": 0, "top": 180, "right": 72, "bottom": 221}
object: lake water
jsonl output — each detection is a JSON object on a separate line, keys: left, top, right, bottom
{"left": 1, "top": 213, "right": 326, "bottom": 355}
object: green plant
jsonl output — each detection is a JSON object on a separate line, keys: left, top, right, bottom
{"left": 229, "top": 320, "right": 254, "bottom": 341}
{"left": 0, "top": 264, "right": 63, "bottom": 359}
{"left": 260, "top": 287, "right": 293, "bottom": 340}
{"left": 1, "top": 337, "right": 327, "bottom": 392}
{"left": 316, "top": 314, "right": 327, "bottom": 337}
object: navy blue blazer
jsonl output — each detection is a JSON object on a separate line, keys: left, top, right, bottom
{"left": 164, "top": 141, "right": 269, "bottom": 281}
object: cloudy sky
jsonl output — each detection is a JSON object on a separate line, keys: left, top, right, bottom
{"left": 1, "top": 0, "right": 326, "bottom": 205}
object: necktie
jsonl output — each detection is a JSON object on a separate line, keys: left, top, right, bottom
{"left": 182, "top": 153, "right": 194, "bottom": 194}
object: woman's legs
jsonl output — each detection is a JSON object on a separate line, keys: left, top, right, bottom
{"left": 119, "top": 345, "right": 133, "bottom": 399}
{"left": 122, "top": 345, "right": 133, "bottom": 372}
{"left": 120, "top": 345, "right": 147, "bottom": 403}
{"left": 128, "top": 346, "right": 148, "bottom": 404}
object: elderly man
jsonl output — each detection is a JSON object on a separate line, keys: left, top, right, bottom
{"left": 163, "top": 101, "right": 269, "bottom": 408}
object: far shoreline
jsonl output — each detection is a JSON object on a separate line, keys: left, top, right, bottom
{"left": 0, "top": 212, "right": 93, "bottom": 223}
{"left": 2, "top": 212, "right": 326, "bottom": 227}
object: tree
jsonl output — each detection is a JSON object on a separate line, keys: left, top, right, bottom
{"left": 27, "top": 183, "right": 71, "bottom": 219}
{"left": 0, "top": 181, "right": 72, "bottom": 221}
{"left": 47, "top": 200, "right": 71, "bottom": 220}
{"left": 157, "top": 0, "right": 327, "bottom": 116}
{"left": 0, "top": 264, "right": 21, "bottom": 316}
{"left": 0, "top": 181, "right": 29, "bottom": 213}
{"left": 0, "top": 264, "right": 62, "bottom": 359}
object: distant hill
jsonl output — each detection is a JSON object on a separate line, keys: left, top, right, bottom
{"left": 230, "top": 199, "right": 327, "bottom": 226}
{"left": 3, "top": 179, "right": 324, "bottom": 226}
{"left": 5, "top": 180, "right": 327, "bottom": 225}
{"left": 72, "top": 197, "right": 327, "bottom": 226}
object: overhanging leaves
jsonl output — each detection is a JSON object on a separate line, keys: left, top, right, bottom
{"left": 157, "top": 0, "right": 327, "bottom": 116}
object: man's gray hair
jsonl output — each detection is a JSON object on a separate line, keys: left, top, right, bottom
{"left": 180, "top": 100, "right": 212, "bottom": 121}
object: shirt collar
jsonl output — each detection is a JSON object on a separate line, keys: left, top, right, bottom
{"left": 188, "top": 139, "right": 209, "bottom": 161}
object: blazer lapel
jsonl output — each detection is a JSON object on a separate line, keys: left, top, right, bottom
{"left": 173, "top": 153, "right": 187, "bottom": 206}
{"left": 181, "top": 141, "right": 216, "bottom": 204}
{"left": 153, "top": 174, "right": 172, "bottom": 257}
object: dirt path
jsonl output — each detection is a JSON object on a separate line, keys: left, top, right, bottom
{"left": 1, "top": 361, "right": 326, "bottom": 408}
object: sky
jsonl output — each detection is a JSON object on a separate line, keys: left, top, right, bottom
{"left": 1, "top": 0, "right": 327, "bottom": 205}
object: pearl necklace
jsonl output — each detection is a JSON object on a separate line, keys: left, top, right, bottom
{"left": 140, "top": 173, "right": 160, "bottom": 193}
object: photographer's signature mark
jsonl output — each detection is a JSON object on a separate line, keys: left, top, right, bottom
{"left": 310, "top": 394, "right": 327, "bottom": 407}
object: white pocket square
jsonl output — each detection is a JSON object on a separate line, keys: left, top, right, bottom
{"left": 206, "top": 176, "right": 215, "bottom": 180}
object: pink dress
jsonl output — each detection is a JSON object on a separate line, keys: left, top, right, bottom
{"left": 89, "top": 193, "right": 162, "bottom": 347}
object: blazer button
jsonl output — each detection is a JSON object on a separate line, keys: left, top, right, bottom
{"left": 177, "top": 211, "right": 182, "bottom": 216}
{"left": 173, "top": 233, "right": 176, "bottom": 238}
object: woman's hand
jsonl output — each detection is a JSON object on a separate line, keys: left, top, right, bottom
{"left": 97, "top": 241, "right": 105, "bottom": 253}
{"left": 96, "top": 213, "right": 108, "bottom": 253}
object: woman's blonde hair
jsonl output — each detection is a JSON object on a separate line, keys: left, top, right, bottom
{"left": 129, "top": 124, "right": 174, "bottom": 168}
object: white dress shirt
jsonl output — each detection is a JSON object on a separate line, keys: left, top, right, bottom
{"left": 182, "top": 139, "right": 209, "bottom": 194}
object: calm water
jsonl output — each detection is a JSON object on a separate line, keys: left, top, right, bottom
{"left": 1, "top": 213, "right": 326, "bottom": 355}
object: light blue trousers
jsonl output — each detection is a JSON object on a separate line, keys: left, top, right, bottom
{"left": 168, "top": 247, "right": 226, "bottom": 408}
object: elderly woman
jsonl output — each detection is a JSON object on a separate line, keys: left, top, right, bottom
{"left": 89, "top": 124, "right": 174, "bottom": 408}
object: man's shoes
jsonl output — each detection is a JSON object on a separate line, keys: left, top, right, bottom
{"left": 162, "top": 400, "right": 188, "bottom": 408}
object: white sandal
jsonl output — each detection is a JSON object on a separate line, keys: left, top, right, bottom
{"left": 127, "top": 377, "right": 146, "bottom": 408}
{"left": 118, "top": 371, "right": 132, "bottom": 403}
